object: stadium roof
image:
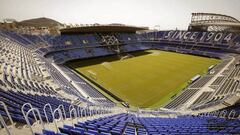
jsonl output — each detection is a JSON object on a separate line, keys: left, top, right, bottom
{"left": 191, "top": 22, "right": 240, "bottom": 27}
{"left": 189, "top": 13, "right": 240, "bottom": 32}
{"left": 60, "top": 25, "right": 148, "bottom": 34}
{"left": 191, "top": 13, "right": 240, "bottom": 23}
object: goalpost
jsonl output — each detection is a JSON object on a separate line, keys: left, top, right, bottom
{"left": 87, "top": 70, "right": 97, "bottom": 80}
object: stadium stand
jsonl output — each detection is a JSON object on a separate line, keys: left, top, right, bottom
{"left": 192, "top": 91, "right": 214, "bottom": 105}
{"left": 189, "top": 76, "right": 213, "bottom": 88}
{"left": 140, "top": 114, "right": 240, "bottom": 134}
{"left": 164, "top": 89, "right": 200, "bottom": 109}
{"left": 211, "top": 76, "right": 225, "bottom": 86}
{"left": 34, "top": 113, "right": 240, "bottom": 135}
{"left": 1, "top": 20, "right": 240, "bottom": 134}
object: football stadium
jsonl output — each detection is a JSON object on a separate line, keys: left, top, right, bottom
{"left": 1, "top": 0, "right": 240, "bottom": 135}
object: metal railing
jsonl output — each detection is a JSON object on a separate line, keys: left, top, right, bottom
{"left": 70, "top": 108, "right": 78, "bottom": 126}
{"left": 77, "top": 106, "right": 83, "bottom": 118}
{"left": 0, "top": 114, "right": 11, "bottom": 135}
{"left": 2, "top": 102, "right": 113, "bottom": 135}
{"left": 196, "top": 109, "right": 240, "bottom": 119}
{"left": 25, "top": 108, "right": 45, "bottom": 135}
{"left": 228, "top": 110, "right": 236, "bottom": 119}
{"left": 69, "top": 104, "right": 75, "bottom": 114}
{"left": 80, "top": 108, "right": 87, "bottom": 120}
{"left": 53, "top": 108, "right": 64, "bottom": 133}
{"left": 58, "top": 105, "right": 66, "bottom": 120}
{"left": 21, "top": 103, "right": 37, "bottom": 122}
{"left": 43, "top": 103, "right": 54, "bottom": 124}
{"left": 0, "top": 101, "right": 13, "bottom": 125}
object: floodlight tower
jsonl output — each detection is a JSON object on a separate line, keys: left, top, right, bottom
{"left": 154, "top": 25, "right": 161, "bottom": 40}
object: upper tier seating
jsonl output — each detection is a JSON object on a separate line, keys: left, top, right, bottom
{"left": 0, "top": 30, "right": 115, "bottom": 105}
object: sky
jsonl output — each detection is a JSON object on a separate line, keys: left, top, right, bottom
{"left": 0, "top": 0, "right": 240, "bottom": 30}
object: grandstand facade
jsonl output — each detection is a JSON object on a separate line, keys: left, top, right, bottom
{"left": 0, "top": 13, "right": 240, "bottom": 135}
{"left": 188, "top": 13, "right": 240, "bottom": 32}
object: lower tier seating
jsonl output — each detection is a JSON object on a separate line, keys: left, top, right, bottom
{"left": 0, "top": 88, "right": 72, "bottom": 125}
{"left": 39, "top": 113, "right": 240, "bottom": 135}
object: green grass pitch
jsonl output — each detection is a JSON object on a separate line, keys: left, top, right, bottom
{"left": 67, "top": 50, "right": 220, "bottom": 108}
